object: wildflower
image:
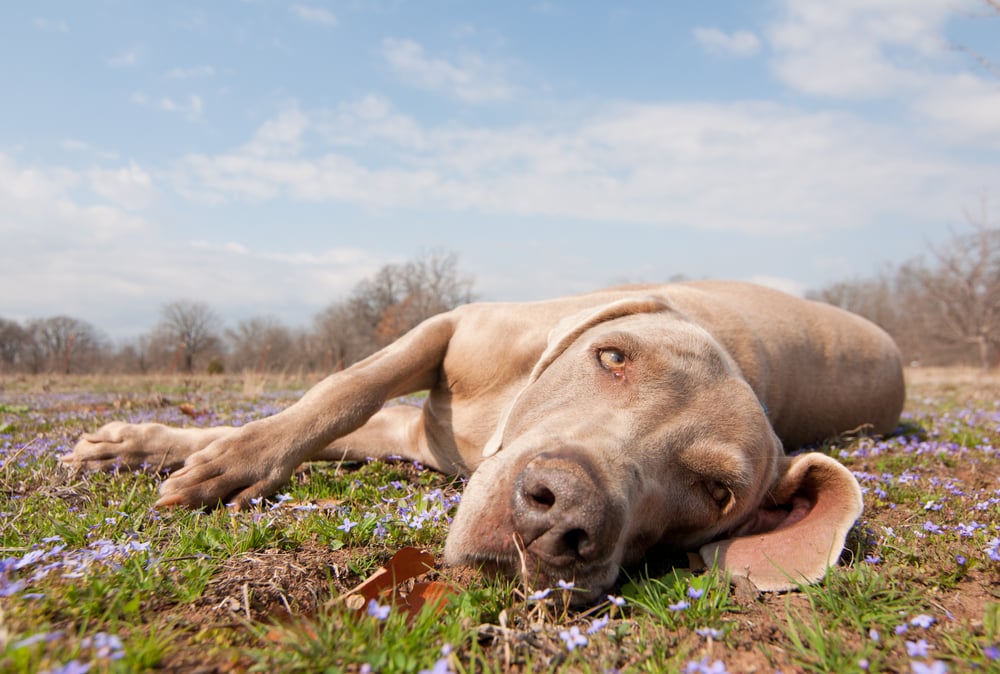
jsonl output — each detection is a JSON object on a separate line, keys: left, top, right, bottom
{"left": 669, "top": 599, "right": 690, "bottom": 611}
{"left": 367, "top": 599, "right": 390, "bottom": 620}
{"left": 956, "top": 555, "right": 967, "bottom": 566}
{"left": 527, "top": 588, "right": 551, "bottom": 601}
{"left": 859, "top": 659, "right": 870, "bottom": 670}
{"left": 910, "top": 614, "right": 935, "bottom": 629}
{"left": 337, "top": 517, "right": 358, "bottom": 533}
{"left": 43, "top": 660, "right": 91, "bottom": 674}
{"left": 685, "top": 656, "right": 728, "bottom": 673}
{"left": 910, "top": 661, "right": 948, "bottom": 674}
{"left": 869, "top": 629, "right": 880, "bottom": 643}
{"left": 419, "top": 644, "right": 455, "bottom": 674}
{"left": 896, "top": 624, "right": 910, "bottom": 635}
{"left": 81, "top": 632, "right": 125, "bottom": 660}
{"left": 922, "top": 522, "right": 944, "bottom": 534}
{"left": 986, "top": 538, "right": 1000, "bottom": 562}
{"left": 13, "top": 631, "right": 63, "bottom": 649}
{"left": 906, "top": 639, "right": 931, "bottom": 657}
{"left": 557, "top": 579, "right": 575, "bottom": 590}
{"left": 607, "top": 594, "right": 626, "bottom": 607}
{"left": 696, "top": 627, "right": 724, "bottom": 639}
{"left": 984, "top": 645, "right": 999, "bottom": 660}
{"left": 558, "top": 625, "right": 588, "bottom": 651}
{"left": 865, "top": 554, "right": 882, "bottom": 564}
{"left": 687, "top": 586, "right": 704, "bottom": 599}
{"left": 587, "top": 616, "right": 610, "bottom": 634}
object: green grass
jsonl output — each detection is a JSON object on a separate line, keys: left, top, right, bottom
{"left": 1, "top": 371, "right": 999, "bottom": 672}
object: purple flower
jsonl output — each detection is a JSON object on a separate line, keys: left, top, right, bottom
{"left": 910, "top": 661, "right": 948, "bottom": 674}
{"left": 558, "top": 626, "right": 588, "bottom": 651}
{"left": 43, "top": 660, "right": 91, "bottom": 674}
{"left": 587, "top": 616, "right": 610, "bottom": 634}
{"left": 668, "top": 600, "right": 690, "bottom": 611}
{"left": 984, "top": 645, "right": 999, "bottom": 660}
{"left": 419, "top": 650, "right": 455, "bottom": 674}
{"left": 337, "top": 517, "right": 358, "bottom": 533}
{"left": 685, "top": 656, "right": 728, "bottom": 673}
{"left": 906, "top": 639, "right": 931, "bottom": 657}
{"left": 13, "top": 631, "right": 63, "bottom": 649}
{"left": 869, "top": 628, "right": 880, "bottom": 643}
{"left": 859, "top": 658, "right": 870, "bottom": 670}
{"left": 687, "top": 586, "right": 704, "bottom": 599}
{"left": 922, "top": 522, "right": 944, "bottom": 534}
{"left": 557, "top": 579, "right": 575, "bottom": 590}
{"left": 696, "top": 627, "right": 724, "bottom": 639}
{"left": 367, "top": 599, "right": 390, "bottom": 620}
{"left": 910, "top": 614, "right": 935, "bottom": 629}
{"left": 527, "top": 588, "right": 551, "bottom": 601}
{"left": 607, "top": 594, "right": 626, "bottom": 607}
{"left": 986, "top": 538, "right": 1000, "bottom": 562}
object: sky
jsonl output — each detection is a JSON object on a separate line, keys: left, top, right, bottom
{"left": 2, "top": 1, "right": 1000, "bottom": 340}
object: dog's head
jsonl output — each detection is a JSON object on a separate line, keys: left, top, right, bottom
{"left": 444, "top": 297, "right": 863, "bottom": 602}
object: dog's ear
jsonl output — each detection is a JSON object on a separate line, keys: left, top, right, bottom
{"left": 482, "top": 296, "right": 673, "bottom": 457}
{"left": 699, "top": 452, "right": 863, "bottom": 591}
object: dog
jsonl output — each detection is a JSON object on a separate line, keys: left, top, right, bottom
{"left": 65, "top": 281, "right": 904, "bottom": 602}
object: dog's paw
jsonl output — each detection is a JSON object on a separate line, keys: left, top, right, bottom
{"left": 154, "top": 424, "right": 297, "bottom": 510}
{"left": 62, "top": 422, "right": 190, "bottom": 472}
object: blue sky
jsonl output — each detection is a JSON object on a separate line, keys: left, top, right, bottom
{"left": 2, "top": 1, "right": 999, "bottom": 338}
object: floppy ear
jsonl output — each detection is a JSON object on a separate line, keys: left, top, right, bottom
{"left": 699, "top": 452, "right": 863, "bottom": 591}
{"left": 482, "top": 296, "right": 673, "bottom": 457}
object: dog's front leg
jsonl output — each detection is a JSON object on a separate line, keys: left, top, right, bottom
{"left": 155, "top": 314, "right": 455, "bottom": 509}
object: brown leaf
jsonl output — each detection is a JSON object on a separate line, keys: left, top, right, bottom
{"left": 340, "top": 547, "right": 435, "bottom": 608}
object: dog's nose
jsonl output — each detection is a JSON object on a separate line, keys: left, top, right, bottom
{"left": 512, "top": 452, "right": 621, "bottom": 566}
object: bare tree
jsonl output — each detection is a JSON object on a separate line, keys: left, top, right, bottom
{"left": 312, "top": 251, "right": 476, "bottom": 369}
{"left": 898, "top": 201, "right": 1000, "bottom": 370}
{"left": 23, "top": 316, "right": 108, "bottom": 374}
{"left": 226, "top": 315, "right": 294, "bottom": 372}
{"left": 155, "top": 301, "right": 222, "bottom": 373}
{"left": 0, "top": 318, "right": 28, "bottom": 372}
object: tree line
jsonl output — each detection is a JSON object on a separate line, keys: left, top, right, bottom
{"left": 807, "top": 203, "right": 1000, "bottom": 371}
{"left": 0, "top": 252, "right": 475, "bottom": 376}
{"left": 2, "top": 216, "right": 998, "bottom": 377}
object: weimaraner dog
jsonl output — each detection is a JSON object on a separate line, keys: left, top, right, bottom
{"left": 65, "top": 281, "right": 904, "bottom": 602}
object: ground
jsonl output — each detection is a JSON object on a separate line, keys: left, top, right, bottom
{"left": 0, "top": 368, "right": 998, "bottom": 672}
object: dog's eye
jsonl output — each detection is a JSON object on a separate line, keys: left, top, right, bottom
{"left": 598, "top": 348, "right": 627, "bottom": 371}
{"left": 705, "top": 481, "right": 732, "bottom": 508}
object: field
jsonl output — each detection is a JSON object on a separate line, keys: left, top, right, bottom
{"left": 1, "top": 369, "right": 999, "bottom": 673}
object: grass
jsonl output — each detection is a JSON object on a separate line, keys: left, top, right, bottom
{"left": 0, "top": 370, "right": 998, "bottom": 672}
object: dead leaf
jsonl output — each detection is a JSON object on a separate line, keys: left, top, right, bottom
{"left": 337, "top": 547, "right": 457, "bottom": 622}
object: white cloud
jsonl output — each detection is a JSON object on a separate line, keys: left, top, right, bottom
{"left": 60, "top": 139, "right": 121, "bottom": 160}
{"left": 0, "top": 153, "right": 150, "bottom": 249}
{"left": 290, "top": 3, "right": 337, "bottom": 27}
{"left": 89, "top": 162, "right": 155, "bottom": 210}
{"left": 693, "top": 27, "right": 761, "bottom": 57}
{"left": 915, "top": 73, "right": 1000, "bottom": 147}
{"left": 165, "top": 65, "right": 215, "bottom": 79}
{"left": 158, "top": 94, "right": 204, "bottom": 120}
{"left": 170, "top": 97, "right": 983, "bottom": 236}
{"left": 33, "top": 17, "right": 69, "bottom": 33}
{"left": 765, "top": 0, "right": 959, "bottom": 98}
{"left": 108, "top": 47, "right": 141, "bottom": 68}
{"left": 381, "top": 38, "right": 515, "bottom": 103}
{"left": 0, "top": 152, "right": 388, "bottom": 334}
